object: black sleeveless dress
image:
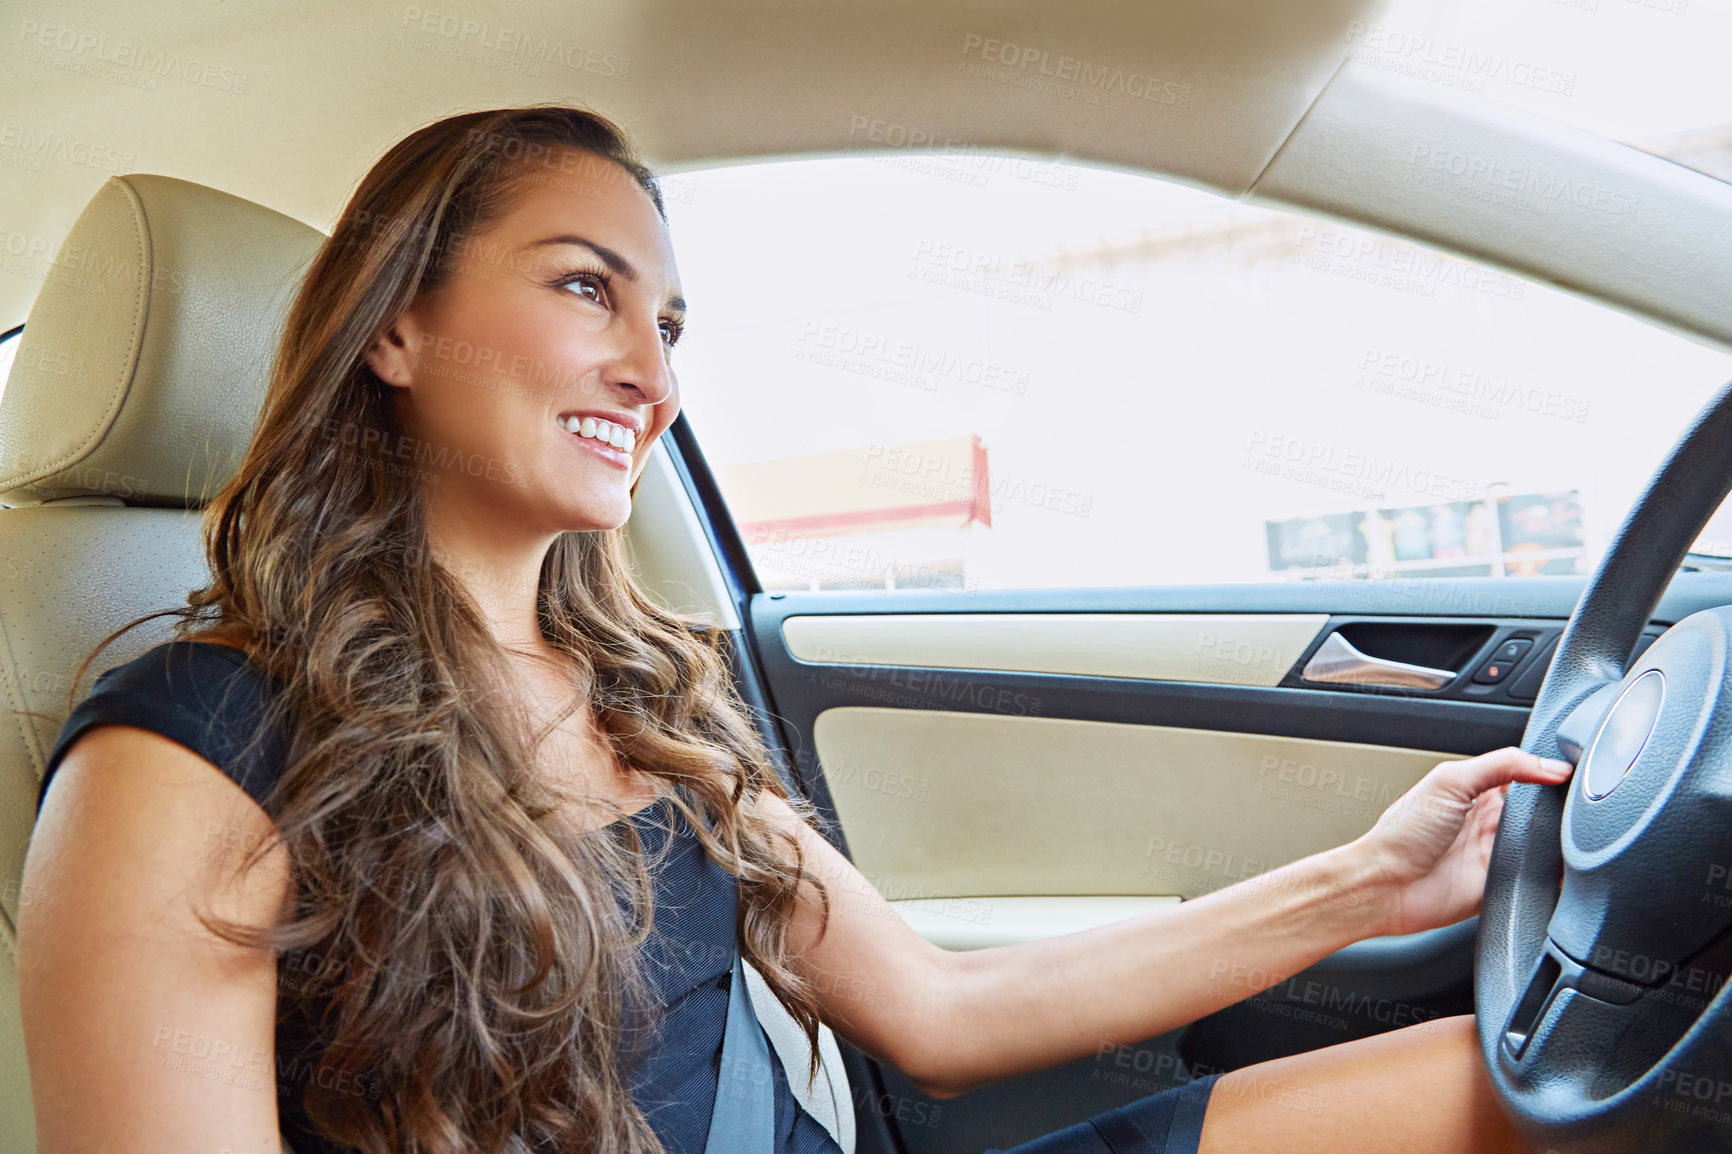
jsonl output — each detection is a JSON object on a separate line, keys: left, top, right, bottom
{"left": 34, "top": 640, "right": 846, "bottom": 1154}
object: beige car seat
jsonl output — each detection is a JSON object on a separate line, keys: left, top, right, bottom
{"left": 0, "top": 174, "right": 853, "bottom": 1153}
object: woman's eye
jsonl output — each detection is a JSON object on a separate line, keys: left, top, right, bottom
{"left": 659, "top": 319, "right": 683, "bottom": 348}
{"left": 562, "top": 274, "right": 606, "bottom": 304}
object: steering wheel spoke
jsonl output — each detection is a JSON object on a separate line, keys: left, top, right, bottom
{"left": 1502, "top": 941, "right": 1640, "bottom": 1064}
{"left": 1553, "top": 680, "right": 1626, "bottom": 765}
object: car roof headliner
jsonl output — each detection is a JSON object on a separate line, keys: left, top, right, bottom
{"left": 5, "top": 0, "right": 1732, "bottom": 352}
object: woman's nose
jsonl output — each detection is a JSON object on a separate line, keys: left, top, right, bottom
{"left": 611, "top": 321, "right": 676, "bottom": 406}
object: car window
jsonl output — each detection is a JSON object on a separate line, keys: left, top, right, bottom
{"left": 0, "top": 327, "right": 19, "bottom": 405}
{"left": 663, "top": 157, "right": 1732, "bottom": 592}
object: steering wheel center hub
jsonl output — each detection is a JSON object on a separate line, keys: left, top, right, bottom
{"left": 1581, "top": 669, "right": 1665, "bottom": 800}
{"left": 1546, "top": 613, "right": 1732, "bottom": 992}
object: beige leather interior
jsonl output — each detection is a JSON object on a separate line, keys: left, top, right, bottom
{"left": 0, "top": 175, "right": 839, "bottom": 1151}
{"left": 0, "top": 176, "right": 321, "bottom": 507}
{"left": 818, "top": 707, "right": 1454, "bottom": 901}
{"left": 783, "top": 613, "right": 1328, "bottom": 688}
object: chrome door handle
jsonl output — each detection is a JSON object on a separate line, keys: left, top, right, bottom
{"left": 1300, "top": 632, "right": 1459, "bottom": 690}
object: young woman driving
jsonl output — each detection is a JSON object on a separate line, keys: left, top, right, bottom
{"left": 18, "top": 106, "right": 1572, "bottom": 1154}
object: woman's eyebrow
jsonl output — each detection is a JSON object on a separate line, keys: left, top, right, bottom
{"left": 530, "top": 233, "right": 685, "bottom": 309}
{"left": 529, "top": 235, "right": 637, "bottom": 279}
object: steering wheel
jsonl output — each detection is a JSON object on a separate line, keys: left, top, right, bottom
{"left": 1477, "top": 378, "right": 1732, "bottom": 1153}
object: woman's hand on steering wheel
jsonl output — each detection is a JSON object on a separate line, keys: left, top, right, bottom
{"left": 1351, "top": 747, "right": 1575, "bottom": 938}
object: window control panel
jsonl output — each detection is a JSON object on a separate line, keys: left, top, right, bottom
{"left": 1472, "top": 638, "right": 1534, "bottom": 684}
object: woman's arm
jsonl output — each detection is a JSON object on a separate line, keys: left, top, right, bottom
{"left": 19, "top": 725, "right": 291, "bottom": 1153}
{"left": 760, "top": 745, "right": 1573, "bottom": 1100}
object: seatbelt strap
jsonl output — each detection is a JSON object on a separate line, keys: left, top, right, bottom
{"left": 705, "top": 950, "right": 777, "bottom": 1154}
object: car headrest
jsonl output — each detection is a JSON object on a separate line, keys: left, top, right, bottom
{"left": 0, "top": 174, "right": 324, "bottom": 508}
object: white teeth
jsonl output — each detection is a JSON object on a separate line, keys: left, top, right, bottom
{"left": 559, "top": 414, "right": 637, "bottom": 453}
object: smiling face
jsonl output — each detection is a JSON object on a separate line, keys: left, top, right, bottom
{"left": 366, "top": 150, "right": 686, "bottom": 535}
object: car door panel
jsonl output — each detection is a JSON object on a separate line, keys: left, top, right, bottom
{"left": 712, "top": 571, "right": 1732, "bottom": 1154}
{"left": 815, "top": 706, "right": 1448, "bottom": 900}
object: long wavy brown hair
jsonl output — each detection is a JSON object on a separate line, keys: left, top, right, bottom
{"left": 74, "top": 106, "right": 833, "bottom": 1154}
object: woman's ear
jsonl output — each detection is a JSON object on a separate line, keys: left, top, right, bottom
{"left": 364, "top": 317, "right": 420, "bottom": 389}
